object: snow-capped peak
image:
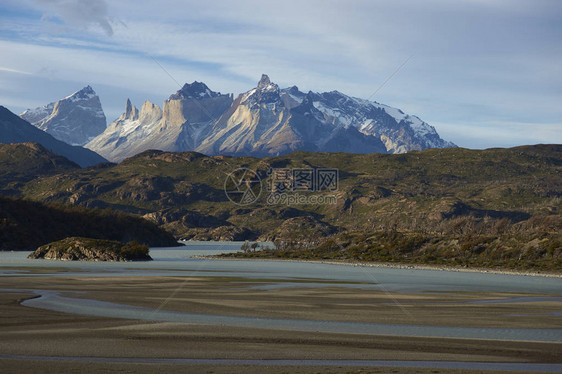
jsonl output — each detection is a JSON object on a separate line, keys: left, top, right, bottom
{"left": 20, "top": 103, "right": 54, "bottom": 123}
{"left": 63, "top": 85, "right": 98, "bottom": 102}
{"left": 19, "top": 85, "right": 106, "bottom": 146}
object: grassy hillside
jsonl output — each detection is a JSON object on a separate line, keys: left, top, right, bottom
{"left": 13, "top": 146, "right": 560, "bottom": 232}
{"left": 0, "top": 142, "right": 80, "bottom": 195}
{"left": 1, "top": 144, "right": 560, "bottom": 268}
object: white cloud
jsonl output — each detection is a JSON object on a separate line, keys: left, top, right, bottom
{"left": 0, "top": 66, "right": 32, "bottom": 75}
{"left": 31, "top": 0, "right": 114, "bottom": 36}
{"left": 0, "top": 0, "right": 560, "bottom": 147}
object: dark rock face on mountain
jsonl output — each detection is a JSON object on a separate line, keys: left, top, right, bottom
{"left": 20, "top": 86, "right": 107, "bottom": 146}
{"left": 28, "top": 237, "right": 152, "bottom": 261}
{"left": 86, "top": 75, "right": 454, "bottom": 162}
{"left": 169, "top": 81, "right": 226, "bottom": 100}
{"left": 0, "top": 106, "right": 107, "bottom": 167}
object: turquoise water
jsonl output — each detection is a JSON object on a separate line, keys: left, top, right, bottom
{"left": 1, "top": 243, "right": 561, "bottom": 295}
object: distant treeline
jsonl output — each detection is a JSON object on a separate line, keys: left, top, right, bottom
{"left": 0, "top": 195, "right": 178, "bottom": 250}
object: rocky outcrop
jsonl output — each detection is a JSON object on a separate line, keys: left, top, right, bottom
{"left": 28, "top": 237, "right": 152, "bottom": 261}
{"left": 85, "top": 99, "right": 164, "bottom": 162}
{"left": 259, "top": 216, "right": 338, "bottom": 242}
{"left": 181, "top": 226, "right": 254, "bottom": 241}
{"left": 20, "top": 86, "right": 107, "bottom": 146}
{"left": 143, "top": 208, "right": 247, "bottom": 240}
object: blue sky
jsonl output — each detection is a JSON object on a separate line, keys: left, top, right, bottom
{"left": 0, "top": 0, "right": 560, "bottom": 148}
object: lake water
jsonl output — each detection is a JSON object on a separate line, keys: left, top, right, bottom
{"left": 2, "top": 242, "right": 561, "bottom": 295}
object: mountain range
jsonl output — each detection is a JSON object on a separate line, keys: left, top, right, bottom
{"left": 84, "top": 75, "right": 454, "bottom": 162}
{"left": 7, "top": 75, "right": 455, "bottom": 164}
{"left": 197, "top": 75, "right": 454, "bottom": 156}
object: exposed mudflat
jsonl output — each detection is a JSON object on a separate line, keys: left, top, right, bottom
{"left": 1, "top": 246, "right": 561, "bottom": 373}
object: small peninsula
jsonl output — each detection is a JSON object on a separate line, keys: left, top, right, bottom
{"left": 28, "top": 237, "right": 152, "bottom": 261}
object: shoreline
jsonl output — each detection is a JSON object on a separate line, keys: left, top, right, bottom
{"left": 193, "top": 255, "right": 562, "bottom": 278}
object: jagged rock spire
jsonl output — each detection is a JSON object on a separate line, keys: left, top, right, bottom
{"left": 245, "top": 74, "right": 280, "bottom": 105}
{"left": 123, "top": 98, "right": 139, "bottom": 120}
{"left": 257, "top": 74, "right": 271, "bottom": 90}
{"left": 125, "top": 98, "right": 132, "bottom": 117}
